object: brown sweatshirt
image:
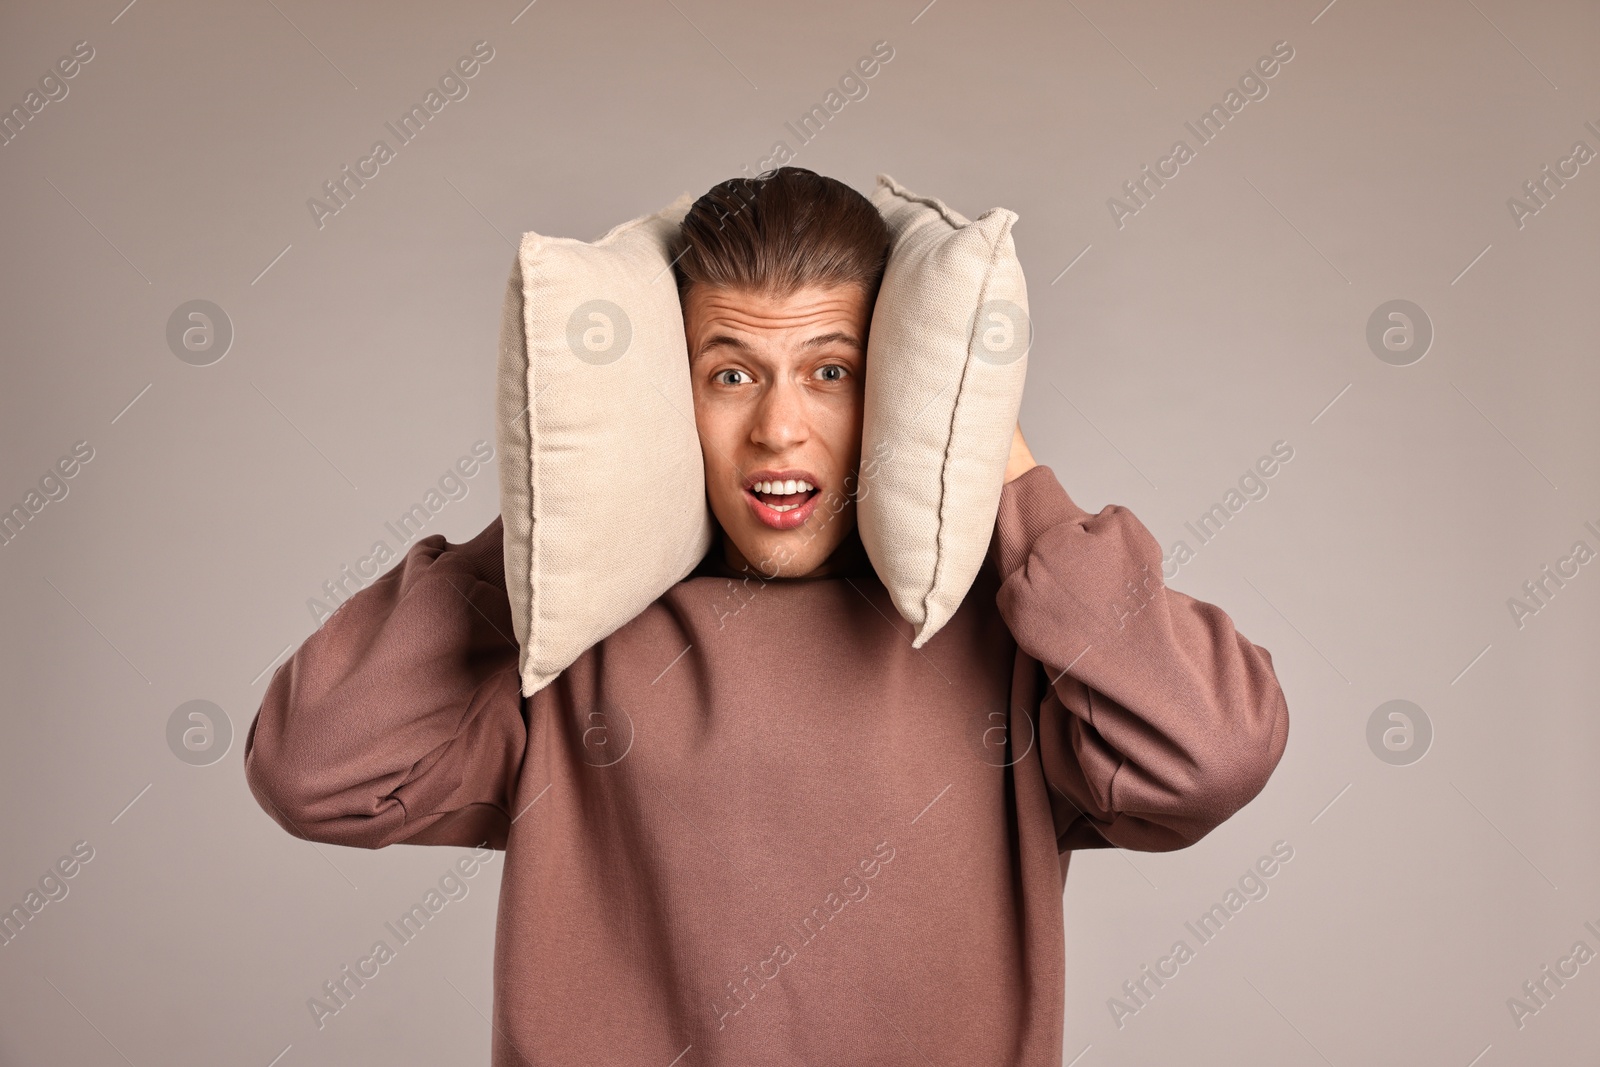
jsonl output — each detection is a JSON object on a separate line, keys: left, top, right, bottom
{"left": 245, "top": 464, "right": 1289, "bottom": 1065}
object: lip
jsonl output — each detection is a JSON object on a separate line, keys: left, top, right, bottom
{"left": 742, "top": 468, "right": 823, "bottom": 531}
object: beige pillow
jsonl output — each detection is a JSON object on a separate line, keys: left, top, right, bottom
{"left": 859, "top": 173, "right": 1031, "bottom": 648}
{"left": 496, "top": 194, "right": 713, "bottom": 696}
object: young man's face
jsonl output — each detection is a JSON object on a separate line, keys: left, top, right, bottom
{"left": 684, "top": 282, "right": 871, "bottom": 579}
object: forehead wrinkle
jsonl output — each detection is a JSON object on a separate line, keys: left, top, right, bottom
{"left": 687, "top": 286, "right": 870, "bottom": 364}
{"left": 692, "top": 330, "right": 862, "bottom": 364}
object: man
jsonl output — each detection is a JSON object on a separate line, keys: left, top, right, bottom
{"left": 245, "top": 166, "right": 1289, "bottom": 1065}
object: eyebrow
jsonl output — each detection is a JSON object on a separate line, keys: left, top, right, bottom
{"left": 693, "top": 331, "right": 863, "bottom": 362}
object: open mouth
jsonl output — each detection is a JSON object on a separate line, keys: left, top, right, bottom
{"left": 743, "top": 475, "right": 823, "bottom": 530}
{"left": 750, "top": 482, "right": 818, "bottom": 513}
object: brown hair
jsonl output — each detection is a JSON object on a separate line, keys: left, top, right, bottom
{"left": 670, "top": 167, "right": 890, "bottom": 306}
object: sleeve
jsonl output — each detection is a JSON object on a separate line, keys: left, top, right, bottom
{"left": 990, "top": 465, "right": 1289, "bottom": 853}
{"left": 243, "top": 516, "right": 527, "bottom": 851}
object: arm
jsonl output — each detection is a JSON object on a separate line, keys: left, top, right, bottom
{"left": 244, "top": 516, "right": 527, "bottom": 851}
{"left": 991, "top": 464, "right": 1289, "bottom": 853}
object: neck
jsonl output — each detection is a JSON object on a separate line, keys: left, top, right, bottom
{"left": 701, "top": 525, "right": 872, "bottom": 582}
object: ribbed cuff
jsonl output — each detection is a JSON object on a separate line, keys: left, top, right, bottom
{"left": 993, "top": 465, "right": 1094, "bottom": 582}
{"left": 450, "top": 514, "right": 507, "bottom": 585}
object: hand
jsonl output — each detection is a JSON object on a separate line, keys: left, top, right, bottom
{"left": 1003, "top": 423, "right": 1037, "bottom": 485}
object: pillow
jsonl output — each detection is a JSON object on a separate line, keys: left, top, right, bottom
{"left": 496, "top": 193, "right": 713, "bottom": 697}
{"left": 858, "top": 173, "right": 1031, "bottom": 648}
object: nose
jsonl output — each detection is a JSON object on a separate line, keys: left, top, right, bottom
{"left": 749, "top": 376, "right": 809, "bottom": 453}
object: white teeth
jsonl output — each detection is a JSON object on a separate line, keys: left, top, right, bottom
{"left": 752, "top": 478, "right": 813, "bottom": 494}
{"left": 769, "top": 503, "right": 798, "bottom": 513}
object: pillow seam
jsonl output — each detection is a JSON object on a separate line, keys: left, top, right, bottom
{"left": 880, "top": 178, "right": 970, "bottom": 229}
{"left": 927, "top": 215, "right": 1014, "bottom": 632}
{"left": 519, "top": 239, "right": 541, "bottom": 692}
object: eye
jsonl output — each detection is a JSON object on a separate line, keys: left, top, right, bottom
{"left": 714, "top": 368, "right": 750, "bottom": 386}
{"left": 815, "top": 364, "right": 848, "bottom": 382}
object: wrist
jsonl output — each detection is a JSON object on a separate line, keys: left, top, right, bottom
{"left": 1003, "top": 424, "right": 1037, "bottom": 484}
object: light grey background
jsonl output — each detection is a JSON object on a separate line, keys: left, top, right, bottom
{"left": 2, "top": 0, "right": 1597, "bottom": 1063}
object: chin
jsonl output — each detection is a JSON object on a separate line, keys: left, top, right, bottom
{"left": 723, "top": 517, "right": 842, "bottom": 578}
{"left": 750, "top": 532, "right": 829, "bottom": 577}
